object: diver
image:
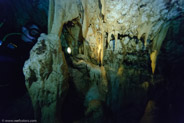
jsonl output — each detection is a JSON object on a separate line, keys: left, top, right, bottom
{"left": 0, "top": 21, "right": 42, "bottom": 90}
{"left": 0, "top": 22, "right": 41, "bottom": 61}
{"left": 0, "top": 22, "right": 42, "bottom": 119}
{"left": 0, "top": 22, "right": 41, "bottom": 97}
{"left": 0, "top": 22, "right": 42, "bottom": 96}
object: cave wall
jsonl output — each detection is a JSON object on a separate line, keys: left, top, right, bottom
{"left": 23, "top": 0, "right": 80, "bottom": 123}
{"left": 23, "top": 0, "right": 184, "bottom": 123}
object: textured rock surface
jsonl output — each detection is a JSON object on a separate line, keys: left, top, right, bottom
{"left": 59, "top": 0, "right": 184, "bottom": 122}
{"left": 81, "top": 0, "right": 183, "bottom": 73}
{"left": 23, "top": 34, "right": 68, "bottom": 123}
{"left": 23, "top": 0, "right": 184, "bottom": 122}
{"left": 23, "top": 0, "right": 81, "bottom": 122}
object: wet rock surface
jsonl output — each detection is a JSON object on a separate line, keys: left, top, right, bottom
{"left": 58, "top": 0, "right": 184, "bottom": 122}
{"left": 1, "top": 0, "right": 183, "bottom": 123}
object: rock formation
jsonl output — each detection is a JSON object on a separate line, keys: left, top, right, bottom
{"left": 23, "top": 0, "right": 79, "bottom": 122}
{"left": 23, "top": 0, "right": 184, "bottom": 122}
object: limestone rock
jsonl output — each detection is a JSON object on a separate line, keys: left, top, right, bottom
{"left": 22, "top": 0, "right": 184, "bottom": 122}
{"left": 23, "top": 33, "right": 68, "bottom": 123}
{"left": 69, "top": 55, "right": 108, "bottom": 121}
{"left": 79, "top": 0, "right": 183, "bottom": 72}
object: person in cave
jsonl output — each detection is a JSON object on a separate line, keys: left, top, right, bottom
{"left": 0, "top": 22, "right": 42, "bottom": 119}
{"left": 1, "top": 22, "right": 41, "bottom": 61}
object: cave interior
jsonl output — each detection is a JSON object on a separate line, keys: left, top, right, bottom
{"left": 0, "top": 0, "right": 184, "bottom": 123}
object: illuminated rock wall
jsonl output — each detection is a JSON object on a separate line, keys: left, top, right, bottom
{"left": 81, "top": 0, "right": 183, "bottom": 73}
{"left": 23, "top": 34, "right": 68, "bottom": 123}
{"left": 23, "top": 0, "right": 184, "bottom": 122}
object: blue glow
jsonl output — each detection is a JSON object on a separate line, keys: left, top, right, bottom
{"left": 0, "top": 40, "right": 2, "bottom": 46}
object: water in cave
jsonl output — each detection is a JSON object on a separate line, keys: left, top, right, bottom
{"left": 0, "top": 0, "right": 184, "bottom": 123}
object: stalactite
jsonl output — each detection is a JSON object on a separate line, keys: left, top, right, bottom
{"left": 107, "top": 32, "right": 111, "bottom": 47}
{"left": 99, "top": 15, "right": 105, "bottom": 65}
{"left": 81, "top": 0, "right": 89, "bottom": 39}
{"left": 137, "top": 23, "right": 153, "bottom": 47}
{"left": 100, "top": 0, "right": 105, "bottom": 21}
{"left": 81, "top": 0, "right": 89, "bottom": 56}
{"left": 48, "top": 0, "right": 54, "bottom": 33}
{"left": 50, "top": 0, "right": 64, "bottom": 36}
{"left": 50, "top": 0, "right": 79, "bottom": 36}
{"left": 152, "top": 23, "right": 170, "bottom": 52}
{"left": 23, "top": 0, "right": 184, "bottom": 122}
{"left": 97, "top": 33, "right": 101, "bottom": 64}
{"left": 150, "top": 23, "right": 170, "bottom": 74}
{"left": 115, "top": 31, "right": 118, "bottom": 50}
{"left": 150, "top": 50, "right": 157, "bottom": 74}
{"left": 101, "top": 32, "right": 104, "bottom": 65}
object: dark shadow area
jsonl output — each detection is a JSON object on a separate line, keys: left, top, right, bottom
{"left": 0, "top": 48, "right": 34, "bottom": 119}
{"left": 0, "top": 0, "right": 47, "bottom": 120}
{"left": 154, "top": 17, "right": 184, "bottom": 123}
{"left": 61, "top": 78, "right": 85, "bottom": 123}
